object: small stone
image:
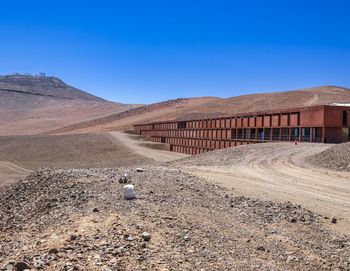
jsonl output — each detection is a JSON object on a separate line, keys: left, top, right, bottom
{"left": 70, "top": 234, "right": 78, "bottom": 241}
{"left": 257, "top": 246, "right": 265, "bottom": 251}
{"left": 286, "top": 256, "right": 295, "bottom": 263}
{"left": 331, "top": 217, "right": 337, "bottom": 224}
{"left": 290, "top": 218, "right": 297, "bottom": 223}
{"left": 15, "top": 262, "right": 31, "bottom": 271}
{"left": 136, "top": 168, "right": 144, "bottom": 172}
{"left": 184, "top": 235, "right": 190, "bottom": 241}
{"left": 48, "top": 248, "right": 59, "bottom": 254}
{"left": 141, "top": 232, "right": 151, "bottom": 242}
{"left": 33, "top": 258, "right": 45, "bottom": 268}
{"left": 93, "top": 208, "right": 99, "bottom": 213}
{"left": 126, "top": 235, "right": 134, "bottom": 241}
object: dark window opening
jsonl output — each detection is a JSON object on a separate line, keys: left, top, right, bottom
{"left": 343, "top": 111, "right": 348, "bottom": 126}
{"left": 250, "top": 129, "right": 256, "bottom": 139}
{"left": 281, "top": 128, "right": 289, "bottom": 141}
{"left": 237, "top": 129, "right": 243, "bottom": 139}
{"left": 272, "top": 128, "right": 280, "bottom": 141}
{"left": 177, "top": 121, "right": 186, "bottom": 129}
{"left": 301, "top": 128, "right": 311, "bottom": 142}
{"left": 291, "top": 128, "right": 299, "bottom": 141}
{"left": 231, "top": 129, "right": 237, "bottom": 139}
{"left": 264, "top": 128, "right": 271, "bottom": 140}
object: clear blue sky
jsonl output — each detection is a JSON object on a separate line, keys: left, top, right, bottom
{"left": 0, "top": 0, "right": 349, "bottom": 104}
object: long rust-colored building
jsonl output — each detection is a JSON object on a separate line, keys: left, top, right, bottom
{"left": 133, "top": 105, "right": 350, "bottom": 155}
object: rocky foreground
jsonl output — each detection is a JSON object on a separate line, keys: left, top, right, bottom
{"left": 0, "top": 167, "right": 350, "bottom": 271}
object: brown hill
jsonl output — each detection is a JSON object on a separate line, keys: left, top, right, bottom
{"left": 50, "top": 86, "right": 350, "bottom": 134}
{"left": 0, "top": 75, "right": 138, "bottom": 136}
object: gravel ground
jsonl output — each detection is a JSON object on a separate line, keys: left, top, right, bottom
{"left": 308, "top": 142, "right": 350, "bottom": 172}
{"left": 173, "top": 142, "right": 316, "bottom": 167}
{"left": 0, "top": 133, "right": 153, "bottom": 188}
{"left": 0, "top": 133, "right": 152, "bottom": 170}
{"left": 1, "top": 166, "right": 350, "bottom": 270}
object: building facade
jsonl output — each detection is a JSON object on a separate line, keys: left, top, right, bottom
{"left": 133, "top": 105, "right": 350, "bottom": 155}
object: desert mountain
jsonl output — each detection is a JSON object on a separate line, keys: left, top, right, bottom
{"left": 50, "top": 86, "right": 350, "bottom": 134}
{"left": 0, "top": 74, "right": 105, "bottom": 101}
{"left": 0, "top": 75, "right": 138, "bottom": 136}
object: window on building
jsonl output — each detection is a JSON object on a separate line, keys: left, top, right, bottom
{"left": 343, "top": 111, "right": 348, "bottom": 126}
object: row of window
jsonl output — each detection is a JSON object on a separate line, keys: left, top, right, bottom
{"left": 141, "top": 127, "right": 322, "bottom": 141}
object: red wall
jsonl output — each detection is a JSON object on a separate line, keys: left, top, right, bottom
{"left": 300, "top": 107, "right": 324, "bottom": 127}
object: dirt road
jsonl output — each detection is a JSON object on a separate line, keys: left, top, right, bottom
{"left": 109, "top": 131, "right": 188, "bottom": 162}
{"left": 178, "top": 143, "right": 350, "bottom": 234}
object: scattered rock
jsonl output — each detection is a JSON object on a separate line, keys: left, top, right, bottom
{"left": 332, "top": 217, "right": 337, "bottom": 224}
{"left": 141, "top": 232, "right": 151, "bottom": 241}
{"left": 257, "top": 246, "right": 266, "bottom": 251}
{"left": 0, "top": 167, "right": 349, "bottom": 270}
{"left": 69, "top": 234, "right": 78, "bottom": 241}
{"left": 286, "top": 255, "right": 295, "bottom": 263}
{"left": 48, "top": 248, "right": 59, "bottom": 254}
{"left": 14, "top": 262, "right": 31, "bottom": 271}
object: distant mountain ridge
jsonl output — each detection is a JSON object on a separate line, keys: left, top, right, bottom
{"left": 0, "top": 74, "right": 138, "bottom": 136}
{"left": 0, "top": 74, "right": 106, "bottom": 102}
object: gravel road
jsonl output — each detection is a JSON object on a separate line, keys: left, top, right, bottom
{"left": 175, "top": 143, "right": 350, "bottom": 235}
{"left": 110, "top": 132, "right": 188, "bottom": 162}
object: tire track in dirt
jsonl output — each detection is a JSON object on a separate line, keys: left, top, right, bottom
{"left": 180, "top": 144, "right": 350, "bottom": 234}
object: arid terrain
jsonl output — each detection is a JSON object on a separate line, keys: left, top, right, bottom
{"left": 1, "top": 77, "right": 350, "bottom": 270}
{"left": 1, "top": 134, "right": 350, "bottom": 270}
{"left": 0, "top": 132, "right": 187, "bottom": 188}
